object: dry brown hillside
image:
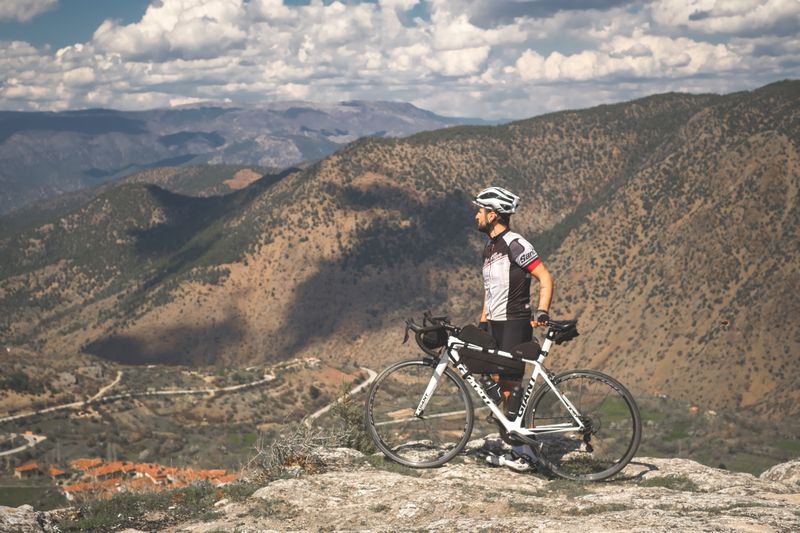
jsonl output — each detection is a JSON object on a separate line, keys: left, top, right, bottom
{"left": 1, "top": 81, "right": 797, "bottom": 418}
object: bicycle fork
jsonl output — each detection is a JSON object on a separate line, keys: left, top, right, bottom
{"left": 414, "top": 353, "right": 449, "bottom": 417}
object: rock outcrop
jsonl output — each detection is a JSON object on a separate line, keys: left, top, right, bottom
{"left": 760, "top": 459, "right": 800, "bottom": 488}
{"left": 3, "top": 443, "right": 798, "bottom": 532}
{"left": 184, "top": 455, "right": 800, "bottom": 532}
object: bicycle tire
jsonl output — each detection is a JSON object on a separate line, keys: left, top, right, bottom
{"left": 524, "top": 369, "right": 641, "bottom": 481}
{"left": 364, "top": 359, "right": 474, "bottom": 468}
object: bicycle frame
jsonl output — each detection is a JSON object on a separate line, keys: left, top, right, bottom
{"left": 414, "top": 331, "right": 585, "bottom": 438}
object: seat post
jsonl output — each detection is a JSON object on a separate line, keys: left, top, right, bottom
{"left": 537, "top": 328, "right": 555, "bottom": 363}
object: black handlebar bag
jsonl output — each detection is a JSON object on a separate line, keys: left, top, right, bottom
{"left": 456, "top": 325, "right": 535, "bottom": 378}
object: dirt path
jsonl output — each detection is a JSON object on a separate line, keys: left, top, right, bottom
{"left": 0, "top": 372, "right": 277, "bottom": 426}
{"left": 304, "top": 367, "right": 377, "bottom": 427}
{"left": 0, "top": 433, "right": 47, "bottom": 457}
{"left": 88, "top": 370, "right": 123, "bottom": 402}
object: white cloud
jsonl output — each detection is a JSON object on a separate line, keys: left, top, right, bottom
{"left": 516, "top": 49, "right": 546, "bottom": 81}
{"left": 0, "top": 0, "right": 798, "bottom": 118}
{"left": 433, "top": 45, "right": 491, "bottom": 76}
{"left": 280, "top": 82, "right": 310, "bottom": 99}
{"left": 650, "top": 0, "right": 800, "bottom": 35}
{"left": 63, "top": 66, "right": 96, "bottom": 86}
{"left": 249, "top": 0, "right": 296, "bottom": 21}
{"left": 169, "top": 95, "right": 230, "bottom": 106}
{"left": 0, "top": 0, "right": 57, "bottom": 22}
{"left": 431, "top": 12, "right": 527, "bottom": 51}
{"left": 515, "top": 29, "right": 741, "bottom": 83}
{"left": 380, "top": 0, "right": 420, "bottom": 11}
{"left": 1, "top": 40, "right": 41, "bottom": 59}
{"left": 93, "top": 0, "right": 247, "bottom": 60}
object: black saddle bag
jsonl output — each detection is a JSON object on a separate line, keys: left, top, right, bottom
{"left": 456, "top": 325, "right": 533, "bottom": 378}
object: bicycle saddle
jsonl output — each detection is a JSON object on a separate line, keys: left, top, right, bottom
{"left": 548, "top": 319, "right": 579, "bottom": 345}
{"left": 548, "top": 319, "right": 577, "bottom": 332}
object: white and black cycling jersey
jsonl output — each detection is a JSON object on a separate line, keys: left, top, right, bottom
{"left": 482, "top": 229, "right": 541, "bottom": 321}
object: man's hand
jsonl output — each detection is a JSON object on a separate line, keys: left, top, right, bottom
{"left": 531, "top": 309, "right": 550, "bottom": 328}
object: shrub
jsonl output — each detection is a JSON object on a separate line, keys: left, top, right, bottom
{"left": 639, "top": 475, "right": 700, "bottom": 492}
{"left": 0, "top": 371, "right": 45, "bottom": 394}
{"left": 244, "top": 385, "right": 376, "bottom": 482}
{"left": 245, "top": 425, "right": 329, "bottom": 481}
{"left": 328, "top": 384, "right": 376, "bottom": 454}
{"left": 58, "top": 482, "right": 235, "bottom": 532}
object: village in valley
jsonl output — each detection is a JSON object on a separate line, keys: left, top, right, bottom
{"left": 13, "top": 454, "right": 236, "bottom": 502}
{"left": 0, "top": 355, "right": 366, "bottom": 509}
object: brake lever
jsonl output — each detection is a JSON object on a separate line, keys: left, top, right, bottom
{"left": 402, "top": 322, "right": 410, "bottom": 344}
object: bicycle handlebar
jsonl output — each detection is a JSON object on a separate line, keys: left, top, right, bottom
{"left": 403, "top": 312, "right": 459, "bottom": 345}
{"left": 403, "top": 319, "right": 439, "bottom": 344}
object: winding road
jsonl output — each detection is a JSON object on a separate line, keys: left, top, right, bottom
{"left": 88, "top": 370, "right": 123, "bottom": 402}
{"left": 0, "top": 433, "right": 47, "bottom": 457}
{"left": 304, "top": 367, "right": 377, "bottom": 427}
{"left": 0, "top": 371, "right": 277, "bottom": 426}
{"left": 0, "top": 363, "right": 375, "bottom": 458}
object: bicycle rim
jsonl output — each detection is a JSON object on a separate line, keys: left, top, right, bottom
{"left": 525, "top": 370, "right": 641, "bottom": 481}
{"left": 365, "top": 359, "right": 473, "bottom": 468}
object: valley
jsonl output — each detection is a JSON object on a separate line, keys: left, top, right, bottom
{"left": 1, "top": 81, "right": 798, "bottom": 511}
{"left": 0, "top": 353, "right": 368, "bottom": 509}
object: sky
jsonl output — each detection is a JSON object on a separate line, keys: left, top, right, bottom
{"left": 0, "top": 0, "right": 798, "bottom": 119}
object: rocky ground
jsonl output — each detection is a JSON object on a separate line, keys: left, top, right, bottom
{"left": 2, "top": 439, "right": 799, "bottom": 532}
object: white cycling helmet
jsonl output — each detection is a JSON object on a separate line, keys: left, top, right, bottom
{"left": 473, "top": 186, "right": 520, "bottom": 214}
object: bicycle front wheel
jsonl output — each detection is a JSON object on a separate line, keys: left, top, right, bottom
{"left": 524, "top": 370, "right": 641, "bottom": 481}
{"left": 365, "top": 359, "right": 474, "bottom": 468}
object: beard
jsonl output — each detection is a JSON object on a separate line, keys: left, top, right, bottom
{"left": 477, "top": 219, "right": 491, "bottom": 234}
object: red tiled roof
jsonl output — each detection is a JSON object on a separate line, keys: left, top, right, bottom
{"left": 88, "top": 461, "right": 136, "bottom": 478}
{"left": 124, "top": 477, "right": 156, "bottom": 491}
{"left": 15, "top": 462, "right": 39, "bottom": 473}
{"left": 63, "top": 482, "right": 93, "bottom": 494}
{"left": 197, "top": 469, "right": 227, "bottom": 479}
{"left": 70, "top": 457, "right": 103, "bottom": 470}
{"left": 63, "top": 479, "right": 118, "bottom": 494}
{"left": 210, "top": 473, "right": 237, "bottom": 486}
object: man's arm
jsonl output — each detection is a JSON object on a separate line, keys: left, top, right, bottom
{"left": 530, "top": 262, "right": 553, "bottom": 328}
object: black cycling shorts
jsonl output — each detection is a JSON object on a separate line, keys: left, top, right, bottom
{"left": 488, "top": 319, "right": 532, "bottom": 351}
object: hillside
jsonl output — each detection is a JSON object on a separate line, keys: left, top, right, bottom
{"left": 0, "top": 101, "right": 474, "bottom": 214}
{"left": 1, "top": 80, "right": 798, "bottom": 419}
{"left": 0, "top": 165, "right": 280, "bottom": 234}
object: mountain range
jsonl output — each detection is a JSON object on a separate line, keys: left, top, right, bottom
{"left": 0, "top": 101, "right": 482, "bottom": 214}
{"left": 1, "top": 80, "right": 798, "bottom": 419}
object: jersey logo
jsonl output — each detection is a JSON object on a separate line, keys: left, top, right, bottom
{"left": 484, "top": 252, "right": 506, "bottom": 267}
{"left": 517, "top": 250, "right": 537, "bottom": 265}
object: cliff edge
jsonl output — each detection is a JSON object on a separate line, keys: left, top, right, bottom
{"left": 2, "top": 443, "right": 799, "bottom": 532}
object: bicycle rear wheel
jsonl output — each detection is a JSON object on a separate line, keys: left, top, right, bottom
{"left": 365, "top": 359, "right": 474, "bottom": 468}
{"left": 524, "top": 370, "right": 641, "bottom": 481}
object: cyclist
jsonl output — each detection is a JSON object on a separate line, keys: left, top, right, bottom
{"left": 473, "top": 186, "right": 554, "bottom": 472}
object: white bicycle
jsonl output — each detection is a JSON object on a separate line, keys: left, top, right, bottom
{"left": 364, "top": 312, "right": 642, "bottom": 481}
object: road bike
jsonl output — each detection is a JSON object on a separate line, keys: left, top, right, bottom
{"left": 364, "top": 312, "right": 642, "bottom": 481}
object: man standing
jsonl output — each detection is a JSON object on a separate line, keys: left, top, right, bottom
{"left": 473, "top": 186, "right": 553, "bottom": 471}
